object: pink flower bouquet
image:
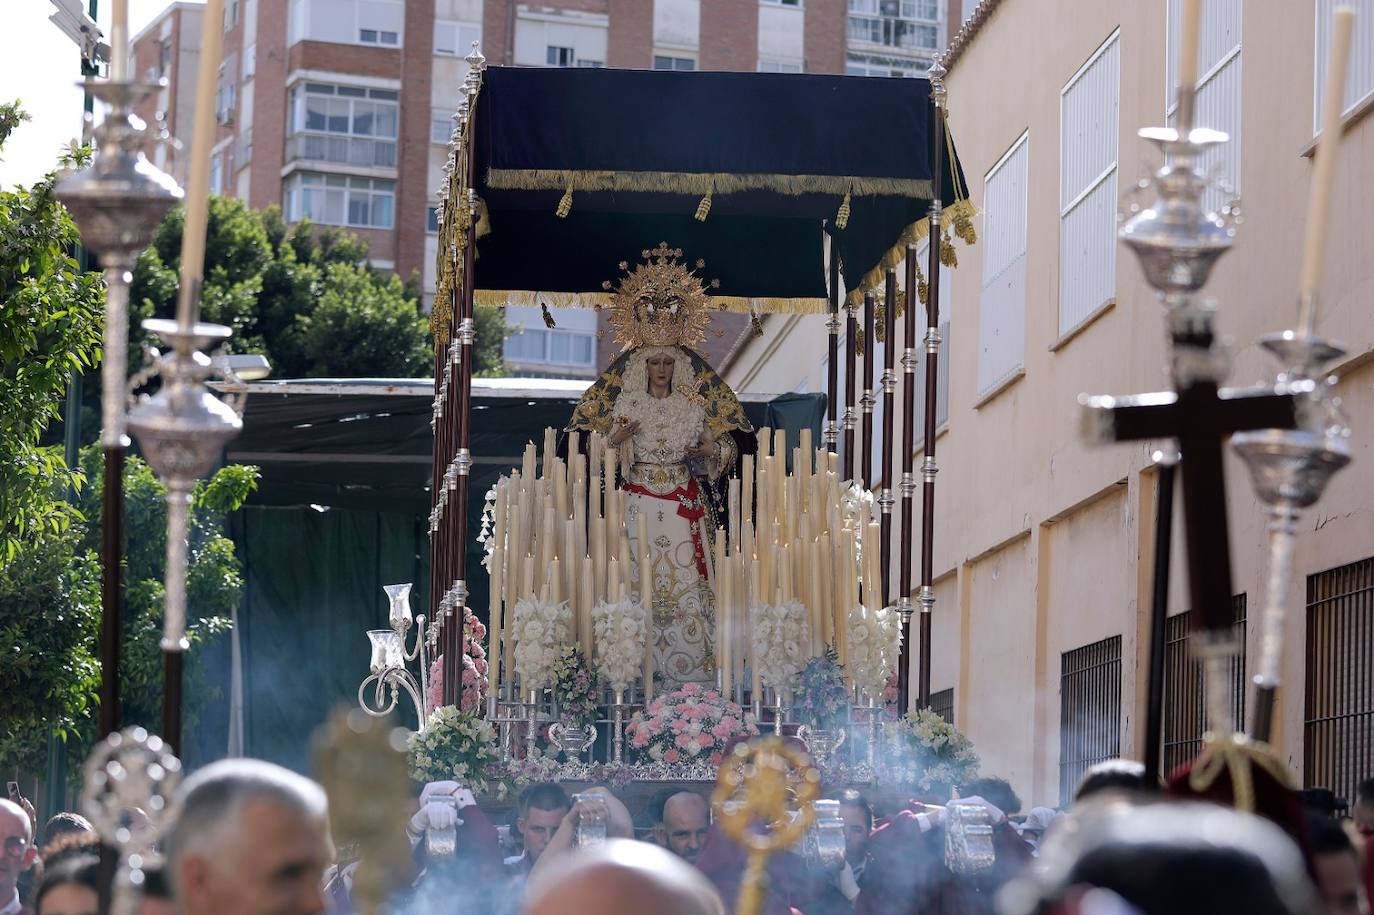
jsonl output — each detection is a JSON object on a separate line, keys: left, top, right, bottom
{"left": 625, "top": 682, "right": 758, "bottom": 767}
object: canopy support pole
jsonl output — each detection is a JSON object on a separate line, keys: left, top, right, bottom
{"left": 914, "top": 68, "right": 949, "bottom": 714}
{"left": 843, "top": 296, "right": 857, "bottom": 484}
{"left": 879, "top": 272, "right": 897, "bottom": 616}
{"left": 897, "top": 242, "right": 918, "bottom": 712}
{"left": 861, "top": 292, "right": 876, "bottom": 490}
{"left": 825, "top": 241, "right": 840, "bottom": 454}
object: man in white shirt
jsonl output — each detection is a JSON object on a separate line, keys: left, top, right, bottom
{"left": 0, "top": 799, "right": 36, "bottom": 915}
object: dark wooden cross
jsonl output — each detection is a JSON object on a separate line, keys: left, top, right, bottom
{"left": 1082, "top": 314, "right": 1297, "bottom": 638}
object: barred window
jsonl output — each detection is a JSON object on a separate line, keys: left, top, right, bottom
{"left": 1161, "top": 596, "right": 1247, "bottom": 776}
{"left": 1305, "top": 557, "right": 1374, "bottom": 808}
{"left": 1059, "top": 635, "right": 1122, "bottom": 804}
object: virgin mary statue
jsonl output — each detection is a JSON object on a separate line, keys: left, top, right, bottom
{"left": 567, "top": 244, "right": 754, "bottom": 685}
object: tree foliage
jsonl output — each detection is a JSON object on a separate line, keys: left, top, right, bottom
{"left": 0, "top": 102, "right": 104, "bottom": 560}
{"left": 128, "top": 197, "right": 505, "bottom": 379}
{"left": 77, "top": 449, "right": 258, "bottom": 735}
{"left": 0, "top": 104, "right": 256, "bottom": 774}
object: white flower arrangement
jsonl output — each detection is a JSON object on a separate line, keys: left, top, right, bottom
{"left": 512, "top": 596, "right": 572, "bottom": 691}
{"left": 881, "top": 707, "right": 980, "bottom": 793}
{"left": 407, "top": 704, "right": 503, "bottom": 793}
{"left": 477, "top": 479, "right": 502, "bottom": 572}
{"left": 750, "top": 599, "right": 811, "bottom": 695}
{"left": 592, "top": 597, "right": 649, "bottom": 693}
{"left": 846, "top": 603, "right": 902, "bottom": 699}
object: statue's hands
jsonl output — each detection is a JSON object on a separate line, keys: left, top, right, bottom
{"left": 609, "top": 420, "right": 641, "bottom": 446}
{"left": 685, "top": 437, "right": 714, "bottom": 460}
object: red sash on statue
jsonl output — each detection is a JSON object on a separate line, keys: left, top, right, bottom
{"left": 621, "top": 477, "right": 710, "bottom": 578}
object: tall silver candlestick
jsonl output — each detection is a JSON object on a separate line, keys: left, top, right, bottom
{"left": 56, "top": 80, "right": 182, "bottom": 448}
{"left": 1233, "top": 333, "right": 1351, "bottom": 741}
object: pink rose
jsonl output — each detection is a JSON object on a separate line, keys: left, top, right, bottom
{"left": 632, "top": 730, "right": 651, "bottom": 748}
{"left": 649, "top": 700, "right": 666, "bottom": 714}
{"left": 705, "top": 690, "right": 720, "bottom": 700}
{"left": 682, "top": 682, "right": 701, "bottom": 694}
{"left": 671, "top": 718, "right": 689, "bottom": 733}
{"left": 711, "top": 722, "right": 733, "bottom": 739}
{"left": 665, "top": 749, "right": 680, "bottom": 764}
{"left": 696, "top": 734, "right": 713, "bottom": 749}
{"left": 709, "top": 752, "right": 723, "bottom": 766}
{"left": 676, "top": 733, "right": 693, "bottom": 750}
{"left": 719, "top": 716, "right": 739, "bottom": 731}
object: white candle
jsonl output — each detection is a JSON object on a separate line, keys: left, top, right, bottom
{"left": 111, "top": 0, "right": 129, "bottom": 80}
{"left": 488, "top": 547, "right": 503, "bottom": 696}
{"left": 1300, "top": 6, "right": 1357, "bottom": 335}
{"left": 580, "top": 556, "right": 594, "bottom": 659}
{"left": 742, "top": 454, "right": 754, "bottom": 530}
{"left": 177, "top": 0, "right": 227, "bottom": 330}
{"left": 1177, "top": 0, "right": 1202, "bottom": 95}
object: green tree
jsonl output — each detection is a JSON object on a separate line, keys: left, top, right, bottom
{"left": 129, "top": 197, "right": 505, "bottom": 379}
{"left": 0, "top": 104, "right": 257, "bottom": 774}
{"left": 0, "top": 102, "right": 103, "bottom": 774}
{"left": 77, "top": 450, "right": 258, "bottom": 737}
{"left": 0, "top": 103, "right": 104, "bottom": 560}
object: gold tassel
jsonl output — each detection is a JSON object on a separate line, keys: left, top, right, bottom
{"left": 940, "top": 224, "right": 959, "bottom": 267}
{"left": 874, "top": 306, "right": 886, "bottom": 343}
{"left": 952, "top": 199, "right": 977, "bottom": 245}
{"left": 556, "top": 184, "right": 573, "bottom": 218}
{"left": 835, "top": 191, "right": 851, "bottom": 230}
{"left": 541, "top": 302, "right": 556, "bottom": 328}
{"left": 750, "top": 311, "right": 764, "bottom": 337}
{"left": 853, "top": 327, "right": 865, "bottom": 357}
{"left": 695, "top": 186, "right": 713, "bottom": 222}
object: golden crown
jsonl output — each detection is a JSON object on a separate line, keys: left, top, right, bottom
{"left": 601, "top": 243, "right": 719, "bottom": 351}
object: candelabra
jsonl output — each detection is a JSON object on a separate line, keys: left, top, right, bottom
{"left": 358, "top": 584, "right": 432, "bottom": 727}
{"left": 127, "top": 320, "right": 245, "bottom": 651}
{"left": 56, "top": 80, "right": 182, "bottom": 450}
{"left": 81, "top": 728, "right": 181, "bottom": 915}
{"left": 1233, "top": 335, "right": 1351, "bottom": 741}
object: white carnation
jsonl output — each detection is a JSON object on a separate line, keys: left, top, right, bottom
{"left": 592, "top": 597, "right": 649, "bottom": 692}
{"left": 513, "top": 597, "right": 572, "bottom": 690}
{"left": 750, "top": 599, "right": 810, "bottom": 694}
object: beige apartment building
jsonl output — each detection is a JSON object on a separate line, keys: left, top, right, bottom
{"left": 725, "top": 0, "right": 1374, "bottom": 810}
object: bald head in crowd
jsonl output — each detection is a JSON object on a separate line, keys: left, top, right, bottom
{"left": 164, "top": 759, "right": 332, "bottom": 915}
{"left": 0, "top": 799, "right": 36, "bottom": 913}
{"left": 526, "top": 839, "right": 724, "bottom": 915}
{"left": 656, "top": 791, "right": 711, "bottom": 863}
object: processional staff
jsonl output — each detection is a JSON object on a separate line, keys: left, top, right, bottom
{"left": 1080, "top": 0, "right": 1297, "bottom": 778}
{"left": 1231, "top": 7, "right": 1355, "bottom": 744}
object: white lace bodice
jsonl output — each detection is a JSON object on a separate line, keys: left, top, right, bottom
{"left": 614, "top": 390, "right": 706, "bottom": 468}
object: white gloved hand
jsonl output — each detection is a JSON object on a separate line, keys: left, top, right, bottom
{"left": 948, "top": 795, "right": 1005, "bottom": 824}
{"left": 914, "top": 805, "right": 946, "bottom": 833}
{"left": 833, "top": 862, "right": 861, "bottom": 901}
{"left": 410, "top": 799, "right": 464, "bottom": 836}
{"left": 419, "top": 780, "right": 462, "bottom": 805}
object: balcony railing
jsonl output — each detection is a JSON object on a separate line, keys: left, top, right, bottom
{"left": 285, "top": 132, "right": 397, "bottom": 169}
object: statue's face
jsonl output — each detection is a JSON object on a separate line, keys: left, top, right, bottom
{"left": 647, "top": 354, "right": 675, "bottom": 390}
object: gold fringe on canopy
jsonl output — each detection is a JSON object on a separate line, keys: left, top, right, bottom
{"left": 486, "top": 168, "right": 934, "bottom": 200}
{"left": 473, "top": 288, "right": 830, "bottom": 315}
{"left": 842, "top": 197, "right": 979, "bottom": 309}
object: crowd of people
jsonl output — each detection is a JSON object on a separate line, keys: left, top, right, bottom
{"left": 3, "top": 761, "right": 1372, "bottom": 915}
